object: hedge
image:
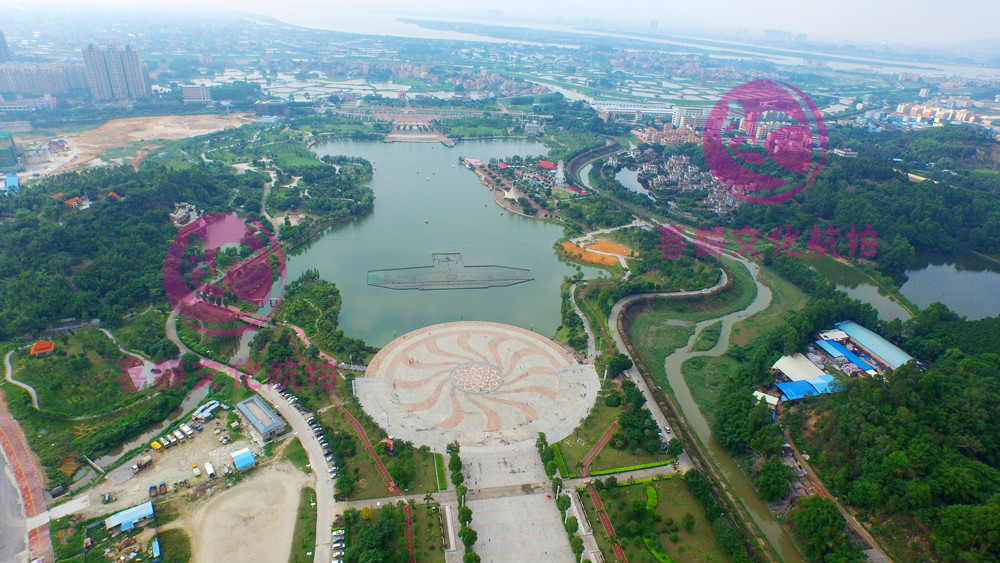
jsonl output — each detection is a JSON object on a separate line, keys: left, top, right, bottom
{"left": 643, "top": 537, "right": 675, "bottom": 563}
{"left": 588, "top": 457, "right": 676, "bottom": 476}
{"left": 550, "top": 443, "right": 575, "bottom": 478}
{"left": 646, "top": 485, "right": 658, "bottom": 510}
{"left": 434, "top": 453, "right": 447, "bottom": 490}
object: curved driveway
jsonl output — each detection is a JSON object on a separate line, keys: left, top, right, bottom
{"left": 3, "top": 350, "right": 38, "bottom": 410}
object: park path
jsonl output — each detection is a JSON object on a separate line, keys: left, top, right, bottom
{"left": 330, "top": 394, "right": 416, "bottom": 562}
{"left": 587, "top": 485, "right": 627, "bottom": 563}
{"left": 0, "top": 388, "right": 52, "bottom": 563}
{"left": 3, "top": 349, "right": 39, "bottom": 410}
{"left": 580, "top": 420, "right": 618, "bottom": 478}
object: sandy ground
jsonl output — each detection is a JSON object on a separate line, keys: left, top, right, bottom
{"left": 24, "top": 113, "right": 256, "bottom": 178}
{"left": 164, "top": 462, "right": 308, "bottom": 563}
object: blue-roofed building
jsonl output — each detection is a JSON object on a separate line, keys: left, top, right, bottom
{"left": 805, "top": 374, "right": 837, "bottom": 394}
{"left": 776, "top": 380, "right": 820, "bottom": 401}
{"left": 235, "top": 395, "right": 285, "bottom": 444}
{"left": 232, "top": 447, "right": 256, "bottom": 471}
{"left": 815, "top": 340, "right": 844, "bottom": 358}
{"left": 835, "top": 321, "right": 914, "bottom": 370}
{"left": 105, "top": 501, "right": 154, "bottom": 534}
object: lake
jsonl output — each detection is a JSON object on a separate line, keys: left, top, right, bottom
{"left": 288, "top": 139, "right": 602, "bottom": 347}
{"left": 900, "top": 252, "right": 1000, "bottom": 321}
{"left": 806, "top": 257, "right": 912, "bottom": 322}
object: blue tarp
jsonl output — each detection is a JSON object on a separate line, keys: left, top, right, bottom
{"left": 822, "top": 340, "right": 875, "bottom": 372}
{"left": 836, "top": 321, "right": 913, "bottom": 369}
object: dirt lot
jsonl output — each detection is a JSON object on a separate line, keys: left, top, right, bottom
{"left": 26, "top": 113, "right": 255, "bottom": 178}
{"left": 79, "top": 418, "right": 260, "bottom": 520}
{"left": 163, "top": 462, "right": 308, "bottom": 563}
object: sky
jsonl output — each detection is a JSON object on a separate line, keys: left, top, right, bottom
{"left": 11, "top": 0, "right": 1000, "bottom": 47}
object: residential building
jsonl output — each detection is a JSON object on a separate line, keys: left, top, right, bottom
{"left": 181, "top": 84, "right": 211, "bottom": 104}
{"left": 82, "top": 44, "right": 151, "bottom": 101}
{"left": 0, "top": 62, "right": 87, "bottom": 94}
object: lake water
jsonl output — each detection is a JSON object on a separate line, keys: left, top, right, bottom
{"left": 900, "top": 252, "right": 1000, "bottom": 320}
{"left": 806, "top": 258, "right": 912, "bottom": 322}
{"left": 614, "top": 168, "right": 653, "bottom": 198}
{"left": 291, "top": 139, "right": 602, "bottom": 347}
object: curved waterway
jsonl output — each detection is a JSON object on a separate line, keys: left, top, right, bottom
{"left": 298, "top": 139, "right": 602, "bottom": 347}
{"left": 662, "top": 261, "right": 803, "bottom": 562}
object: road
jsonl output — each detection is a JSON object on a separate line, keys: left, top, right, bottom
{"left": 569, "top": 282, "right": 597, "bottom": 364}
{"left": 166, "top": 311, "right": 342, "bottom": 563}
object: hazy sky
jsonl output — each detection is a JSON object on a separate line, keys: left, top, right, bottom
{"left": 14, "top": 0, "right": 1000, "bottom": 46}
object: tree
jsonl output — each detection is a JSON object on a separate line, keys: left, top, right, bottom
{"left": 789, "top": 496, "right": 865, "bottom": 563}
{"left": 449, "top": 454, "right": 463, "bottom": 473}
{"left": 607, "top": 353, "right": 633, "bottom": 378}
{"left": 361, "top": 506, "right": 372, "bottom": 520}
{"left": 682, "top": 513, "right": 696, "bottom": 532}
{"left": 451, "top": 470, "right": 465, "bottom": 487}
{"left": 458, "top": 505, "right": 473, "bottom": 526}
{"left": 667, "top": 438, "right": 684, "bottom": 456}
{"left": 545, "top": 460, "right": 558, "bottom": 478}
{"left": 556, "top": 494, "right": 571, "bottom": 512}
{"left": 462, "top": 551, "right": 481, "bottom": 563}
{"left": 458, "top": 526, "right": 478, "bottom": 549}
{"left": 456, "top": 485, "right": 468, "bottom": 505}
{"left": 336, "top": 474, "right": 355, "bottom": 497}
{"left": 565, "top": 516, "right": 579, "bottom": 534}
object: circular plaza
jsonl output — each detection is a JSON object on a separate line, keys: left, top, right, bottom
{"left": 356, "top": 322, "right": 600, "bottom": 452}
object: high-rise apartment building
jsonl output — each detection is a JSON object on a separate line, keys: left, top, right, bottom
{"left": 82, "top": 44, "right": 151, "bottom": 101}
{"left": 0, "top": 62, "right": 87, "bottom": 94}
{"left": 0, "top": 32, "right": 12, "bottom": 63}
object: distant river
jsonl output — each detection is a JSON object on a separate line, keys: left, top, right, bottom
{"left": 287, "top": 139, "right": 602, "bottom": 347}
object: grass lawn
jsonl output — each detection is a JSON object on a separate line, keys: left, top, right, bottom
{"left": 283, "top": 437, "right": 312, "bottom": 474}
{"left": 434, "top": 453, "right": 447, "bottom": 490}
{"left": 600, "top": 479, "right": 733, "bottom": 563}
{"left": 411, "top": 502, "right": 446, "bottom": 563}
{"left": 557, "top": 382, "right": 624, "bottom": 476}
{"left": 158, "top": 528, "right": 193, "bottom": 563}
{"left": 289, "top": 487, "right": 318, "bottom": 563}
{"left": 591, "top": 444, "right": 674, "bottom": 474}
{"left": 317, "top": 403, "right": 390, "bottom": 500}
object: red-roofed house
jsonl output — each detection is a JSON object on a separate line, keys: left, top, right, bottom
{"left": 108, "top": 192, "right": 122, "bottom": 201}
{"left": 30, "top": 340, "right": 54, "bottom": 356}
{"left": 51, "top": 193, "right": 64, "bottom": 200}
{"left": 497, "top": 163, "right": 509, "bottom": 169}
{"left": 64, "top": 197, "right": 81, "bottom": 208}
{"left": 538, "top": 160, "right": 556, "bottom": 169}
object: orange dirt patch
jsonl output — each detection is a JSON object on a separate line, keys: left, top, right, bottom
{"left": 59, "top": 458, "right": 79, "bottom": 477}
{"left": 560, "top": 242, "right": 619, "bottom": 266}
{"left": 587, "top": 238, "right": 633, "bottom": 256}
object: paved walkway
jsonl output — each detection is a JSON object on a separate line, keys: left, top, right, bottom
{"left": 569, "top": 282, "right": 597, "bottom": 364}
{"left": 3, "top": 350, "right": 38, "bottom": 410}
{"left": 580, "top": 420, "right": 618, "bottom": 478}
{"left": 587, "top": 485, "right": 627, "bottom": 562}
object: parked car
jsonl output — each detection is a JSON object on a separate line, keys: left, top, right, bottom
{"left": 332, "top": 529, "right": 345, "bottom": 536}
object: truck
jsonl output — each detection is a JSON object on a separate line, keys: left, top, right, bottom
{"left": 167, "top": 433, "right": 178, "bottom": 446}
{"left": 158, "top": 482, "right": 167, "bottom": 495}
{"left": 173, "top": 429, "right": 186, "bottom": 443}
{"left": 131, "top": 455, "right": 152, "bottom": 473}
{"left": 149, "top": 485, "right": 157, "bottom": 498}
{"left": 204, "top": 462, "right": 216, "bottom": 479}
{"left": 179, "top": 424, "right": 194, "bottom": 438}
{"left": 191, "top": 463, "right": 202, "bottom": 477}
{"left": 159, "top": 437, "right": 171, "bottom": 449}
{"left": 149, "top": 441, "right": 163, "bottom": 453}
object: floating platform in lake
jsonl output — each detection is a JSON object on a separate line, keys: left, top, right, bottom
{"left": 367, "top": 253, "right": 533, "bottom": 290}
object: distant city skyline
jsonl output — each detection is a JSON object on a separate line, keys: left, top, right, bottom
{"left": 9, "top": 0, "right": 1000, "bottom": 47}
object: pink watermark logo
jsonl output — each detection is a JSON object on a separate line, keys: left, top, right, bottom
{"left": 117, "top": 358, "right": 337, "bottom": 392}
{"left": 163, "top": 213, "right": 287, "bottom": 336}
{"left": 657, "top": 224, "right": 877, "bottom": 260}
{"left": 704, "top": 79, "right": 826, "bottom": 204}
